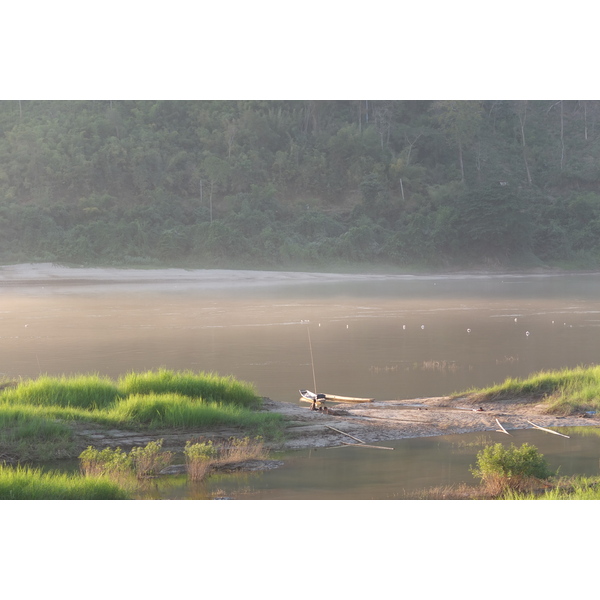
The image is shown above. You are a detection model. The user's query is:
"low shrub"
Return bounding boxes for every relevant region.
[184,440,217,481]
[130,439,173,477]
[215,436,266,465]
[470,442,554,495]
[79,446,133,480]
[183,436,267,481]
[79,440,174,483]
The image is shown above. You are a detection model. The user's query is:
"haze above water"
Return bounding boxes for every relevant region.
[3,267,600,404]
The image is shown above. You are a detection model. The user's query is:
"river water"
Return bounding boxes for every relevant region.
[2,266,600,498]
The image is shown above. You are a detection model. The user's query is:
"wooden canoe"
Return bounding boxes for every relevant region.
[324,394,374,403]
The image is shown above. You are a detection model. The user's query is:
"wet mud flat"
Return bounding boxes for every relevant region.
[266,396,599,450]
[67,396,599,456]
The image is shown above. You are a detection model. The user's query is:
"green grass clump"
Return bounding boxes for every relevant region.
[460,364,600,414]
[104,392,279,430]
[0,465,130,500]
[0,407,75,461]
[503,476,600,500]
[0,374,120,410]
[118,368,260,408]
[0,370,282,463]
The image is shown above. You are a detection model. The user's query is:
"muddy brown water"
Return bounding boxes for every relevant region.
[2,265,600,498]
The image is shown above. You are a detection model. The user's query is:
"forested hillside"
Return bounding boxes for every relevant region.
[2,100,600,270]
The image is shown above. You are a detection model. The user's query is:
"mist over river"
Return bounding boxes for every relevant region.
[3,264,600,405]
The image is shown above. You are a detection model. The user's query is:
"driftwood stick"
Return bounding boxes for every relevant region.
[357,414,429,423]
[527,420,570,438]
[495,418,512,435]
[325,424,366,444]
[341,442,394,450]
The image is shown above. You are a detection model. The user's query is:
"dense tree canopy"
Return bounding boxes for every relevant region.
[1,100,600,269]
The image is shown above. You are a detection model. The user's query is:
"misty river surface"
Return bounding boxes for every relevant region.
[2,267,600,498]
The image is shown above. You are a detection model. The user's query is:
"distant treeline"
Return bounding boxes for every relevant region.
[2,100,600,269]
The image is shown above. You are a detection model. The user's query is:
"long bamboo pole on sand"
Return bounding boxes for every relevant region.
[527,420,570,438]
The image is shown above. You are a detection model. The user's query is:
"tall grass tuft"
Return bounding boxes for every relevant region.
[0,465,130,500]
[118,368,260,408]
[104,392,279,430]
[0,374,120,410]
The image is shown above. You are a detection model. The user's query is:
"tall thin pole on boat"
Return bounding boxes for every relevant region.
[307,326,318,394]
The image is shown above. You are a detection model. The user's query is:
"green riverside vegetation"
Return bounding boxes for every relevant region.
[503,476,600,500]
[3,100,600,270]
[0,369,282,463]
[457,364,600,415]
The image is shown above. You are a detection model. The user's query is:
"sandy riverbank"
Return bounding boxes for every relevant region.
[264,395,599,449]
[64,395,598,457]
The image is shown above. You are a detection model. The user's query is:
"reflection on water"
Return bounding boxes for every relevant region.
[207,427,600,500]
[126,427,600,500]
[3,271,600,498]
[40,427,600,500]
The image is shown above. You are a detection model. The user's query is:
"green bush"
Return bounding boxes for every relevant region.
[79,446,132,478]
[470,443,554,494]
[129,439,173,477]
[184,439,217,461]
[79,440,173,480]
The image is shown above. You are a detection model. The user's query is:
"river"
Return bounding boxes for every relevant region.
[2,264,600,498]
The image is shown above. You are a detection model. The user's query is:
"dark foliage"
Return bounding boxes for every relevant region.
[2,100,600,268]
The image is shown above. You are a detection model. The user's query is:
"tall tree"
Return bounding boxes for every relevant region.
[201,154,230,223]
[515,101,533,185]
[431,101,483,181]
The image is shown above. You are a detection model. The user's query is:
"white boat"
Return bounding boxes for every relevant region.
[299,389,326,402]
